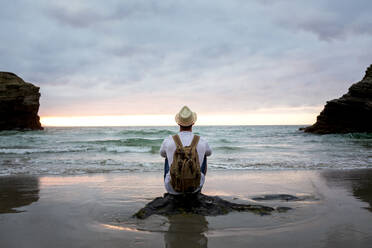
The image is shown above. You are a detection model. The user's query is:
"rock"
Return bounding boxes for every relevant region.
[303,65,372,134]
[133,193,279,219]
[276,206,292,213]
[0,72,43,130]
[252,193,318,202]
[252,194,299,201]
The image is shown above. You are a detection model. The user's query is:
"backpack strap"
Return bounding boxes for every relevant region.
[190,135,200,148]
[172,134,183,148]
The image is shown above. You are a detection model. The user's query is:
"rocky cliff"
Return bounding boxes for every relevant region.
[0,72,43,130]
[304,65,372,134]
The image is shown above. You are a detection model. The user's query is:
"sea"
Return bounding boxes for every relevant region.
[0,126,371,176]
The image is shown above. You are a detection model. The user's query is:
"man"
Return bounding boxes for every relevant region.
[160,106,212,194]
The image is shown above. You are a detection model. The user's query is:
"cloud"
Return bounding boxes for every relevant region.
[0,0,371,117]
[258,0,372,41]
[45,1,172,28]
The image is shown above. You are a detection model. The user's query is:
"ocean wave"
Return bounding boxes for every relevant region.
[104,146,149,153]
[0,161,164,176]
[0,130,21,136]
[344,133,372,139]
[214,146,246,152]
[217,138,234,143]
[0,130,46,136]
[207,162,366,170]
[1,159,371,176]
[122,138,163,146]
[0,147,90,154]
[104,146,160,154]
[0,142,162,155]
[82,138,163,147]
[118,129,174,136]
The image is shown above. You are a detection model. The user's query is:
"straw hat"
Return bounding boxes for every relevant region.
[175,106,197,126]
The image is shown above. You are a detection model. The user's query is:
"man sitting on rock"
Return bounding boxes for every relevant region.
[160,106,212,195]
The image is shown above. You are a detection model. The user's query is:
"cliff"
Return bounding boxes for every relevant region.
[0,72,43,130]
[304,65,372,134]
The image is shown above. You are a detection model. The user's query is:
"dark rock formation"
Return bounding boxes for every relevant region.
[0,72,43,130]
[252,193,318,202]
[133,193,290,219]
[303,65,372,134]
[252,194,300,201]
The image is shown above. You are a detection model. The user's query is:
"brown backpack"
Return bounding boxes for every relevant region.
[170,134,201,193]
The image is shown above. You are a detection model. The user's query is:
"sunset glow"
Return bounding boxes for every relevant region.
[41,109,319,126]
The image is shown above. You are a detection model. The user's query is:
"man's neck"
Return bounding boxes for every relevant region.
[179,126,192,132]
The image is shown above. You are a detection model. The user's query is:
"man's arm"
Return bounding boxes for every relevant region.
[205,142,212,156]
[159,138,167,158]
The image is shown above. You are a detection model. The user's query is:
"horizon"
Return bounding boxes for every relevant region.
[40,106,320,126]
[39,124,312,127]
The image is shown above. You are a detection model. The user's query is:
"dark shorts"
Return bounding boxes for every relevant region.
[164,156,207,179]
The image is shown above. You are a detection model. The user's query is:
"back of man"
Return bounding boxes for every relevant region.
[160,106,212,195]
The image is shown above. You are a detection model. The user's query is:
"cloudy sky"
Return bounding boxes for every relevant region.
[1,0,371,125]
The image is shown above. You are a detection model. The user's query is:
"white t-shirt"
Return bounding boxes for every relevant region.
[160,131,212,195]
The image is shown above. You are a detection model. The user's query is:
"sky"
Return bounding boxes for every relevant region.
[1,0,372,125]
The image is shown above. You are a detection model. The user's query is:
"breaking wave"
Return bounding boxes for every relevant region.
[118,129,174,136]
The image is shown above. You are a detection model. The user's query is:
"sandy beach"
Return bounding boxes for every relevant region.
[1,169,372,248]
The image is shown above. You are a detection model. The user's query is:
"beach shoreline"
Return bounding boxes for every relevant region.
[1,169,372,247]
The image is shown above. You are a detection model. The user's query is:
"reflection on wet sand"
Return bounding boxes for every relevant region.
[164,215,208,248]
[321,169,372,212]
[0,176,40,214]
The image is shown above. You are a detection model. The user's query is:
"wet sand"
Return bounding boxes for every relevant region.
[1,169,372,248]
